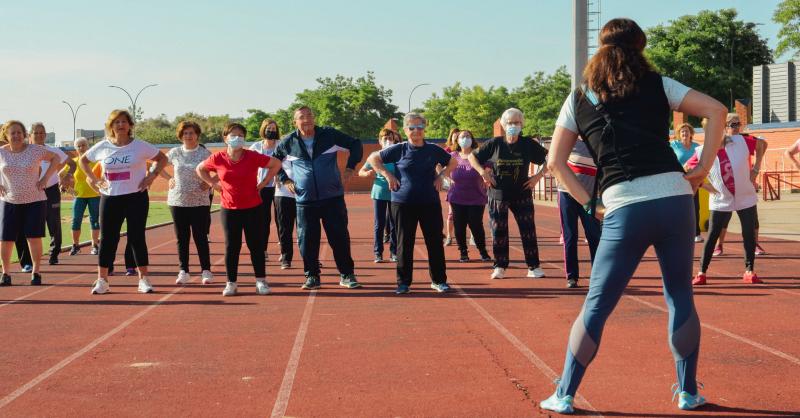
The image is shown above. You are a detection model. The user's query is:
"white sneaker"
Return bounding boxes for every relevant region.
[694,235,704,243]
[138,277,154,293]
[255,279,271,295]
[201,270,214,284]
[222,282,237,296]
[91,278,109,294]
[175,270,190,285]
[490,267,505,279]
[527,267,546,278]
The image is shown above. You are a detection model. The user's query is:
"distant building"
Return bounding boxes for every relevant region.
[753,62,799,124]
[46,132,56,144]
[76,129,106,144]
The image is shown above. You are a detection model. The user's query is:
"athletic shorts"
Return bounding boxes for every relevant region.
[0,200,47,241]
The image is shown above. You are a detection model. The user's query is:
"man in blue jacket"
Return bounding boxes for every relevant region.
[273,106,364,290]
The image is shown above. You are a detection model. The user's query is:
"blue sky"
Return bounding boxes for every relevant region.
[0,0,783,142]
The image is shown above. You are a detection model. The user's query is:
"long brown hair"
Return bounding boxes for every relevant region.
[583,18,654,103]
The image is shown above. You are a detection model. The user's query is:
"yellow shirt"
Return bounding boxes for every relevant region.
[68,157,101,198]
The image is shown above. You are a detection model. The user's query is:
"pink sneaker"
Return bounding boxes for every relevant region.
[754,244,766,256]
[692,272,707,286]
[742,271,763,284]
[712,246,723,257]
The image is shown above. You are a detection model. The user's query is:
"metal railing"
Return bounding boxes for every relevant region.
[762,170,800,201]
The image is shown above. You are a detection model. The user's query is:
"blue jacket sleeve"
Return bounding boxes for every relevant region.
[330,128,363,169]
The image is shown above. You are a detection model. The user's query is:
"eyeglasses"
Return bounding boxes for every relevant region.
[728,122,741,128]
[407,125,425,131]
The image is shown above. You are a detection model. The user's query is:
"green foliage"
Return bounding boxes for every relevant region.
[774,0,800,59]
[454,86,512,138]
[134,114,175,144]
[511,66,572,137]
[421,84,464,138]
[645,8,772,109]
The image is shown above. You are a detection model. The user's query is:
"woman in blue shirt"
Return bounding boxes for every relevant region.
[670,123,702,242]
[359,128,400,263]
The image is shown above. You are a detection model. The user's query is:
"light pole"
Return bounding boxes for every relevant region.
[408,83,430,113]
[62,100,86,142]
[108,83,158,125]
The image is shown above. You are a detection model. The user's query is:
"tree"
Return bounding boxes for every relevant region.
[244,109,271,139]
[422,83,464,138]
[511,66,572,137]
[646,9,772,110]
[774,0,800,59]
[454,86,512,138]
[127,105,145,123]
[135,114,176,144]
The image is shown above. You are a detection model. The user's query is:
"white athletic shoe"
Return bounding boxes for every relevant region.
[527,267,546,278]
[222,282,238,296]
[91,278,109,294]
[138,277,154,293]
[490,267,505,279]
[540,392,574,414]
[255,279,271,295]
[175,270,190,285]
[201,270,214,284]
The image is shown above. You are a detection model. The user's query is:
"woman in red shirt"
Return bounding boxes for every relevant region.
[196,123,281,296]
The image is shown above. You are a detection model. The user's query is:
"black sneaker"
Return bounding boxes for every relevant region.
[301,275,321,290]
[374,254,383,263]
[479,251,492,262]
[30,273,42,286]
[281,260,291,270]
[1,274,11,286]
[69,245,80,256]
[48,257,59,265]
[459,252,469,263]
[567,278,578,288]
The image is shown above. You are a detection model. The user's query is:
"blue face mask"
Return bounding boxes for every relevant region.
[505,126,521,137]
[227,135,245,150]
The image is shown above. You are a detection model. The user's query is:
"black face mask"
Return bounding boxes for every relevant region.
[265,130,279,140]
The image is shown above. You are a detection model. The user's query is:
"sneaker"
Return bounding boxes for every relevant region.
[755,244,766,255]
[91,278,109,294]
[278,254,285,262]
[1,274,11,286]
[137,277,154,294]
[540,392,574,414]
[395,284,410,294]
[694,235,704,243]
[742,271,763,284]
[222,282,238,296]
[48,256,59,265]
[479,252,492,262]
[443,237,452,246]
[302,276,321,290]
[712,246,723,257]
[90,245,99,255]
[175,270,190,285]
[527,267,546,278]
[692,272,707,286]
[30,273,42,286]
[374,254,383,263]
[490,267,505,280]
[21,265,33,273]
[281,260,291,270]
[567,278,578,288]
[255,279,271,295]
[69,244,80,256]
[672,383,706,411]
[430,282,451,293]
[201,270,214,284]
[390,254,398,262]
[125,268,137,276]
[339,274,362,289]
[469,236,476,246]
[459,252,469,263]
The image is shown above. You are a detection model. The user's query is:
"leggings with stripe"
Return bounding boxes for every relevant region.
[556,194,701,397]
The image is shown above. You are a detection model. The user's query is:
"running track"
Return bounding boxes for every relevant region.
[1,194,798,417]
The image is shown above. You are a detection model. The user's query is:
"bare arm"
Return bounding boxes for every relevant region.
[37,151,62,190]
[257,157,282,190]
[358,164,374,177]
[786,145,800,170]
[366,151,399,191]
[676,90,728,191]
[546,128,588,204]
[467,153,496,187]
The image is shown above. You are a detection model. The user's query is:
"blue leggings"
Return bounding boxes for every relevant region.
[72,197,100,231]
[556,194,701,397]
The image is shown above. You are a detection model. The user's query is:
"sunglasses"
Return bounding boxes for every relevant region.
[407,125,426,131]
[728,122,741,128]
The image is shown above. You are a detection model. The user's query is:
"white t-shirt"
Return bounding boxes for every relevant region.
[39,145,69,188]
[0,144,50,204]
[554,76,693,215]
[274,159,295,198]
[249,141,277,187]
[698,135,758,212]
[84,138,159,196]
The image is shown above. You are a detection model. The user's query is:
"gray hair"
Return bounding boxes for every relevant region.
[30,122,46,132]
[500,108,524,128]
[403,112,427,127]
[74,137,89,147]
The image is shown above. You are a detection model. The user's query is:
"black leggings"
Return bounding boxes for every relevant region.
[274,196,296,262]
[170,206,211,272]
[259,187,276,251]
[692,191,701,236]
[701,206,757,272]
[451,202,487,253]
[220,205,266,282]
[99,191,149,269]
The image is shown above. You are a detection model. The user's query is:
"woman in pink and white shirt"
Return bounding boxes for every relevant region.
[0,121,62,287]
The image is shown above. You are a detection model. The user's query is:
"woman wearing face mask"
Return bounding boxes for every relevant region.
[359,128,399,263]
[196,122,281,296]
[0,121,62,286]
[66,137,102,256]
[159,121,213,285]
[79,109,168,295]
[249,119,281,260]
[447,130,491,262]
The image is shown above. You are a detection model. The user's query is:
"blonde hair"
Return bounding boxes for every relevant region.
[1,120,27,141]
[105,109,135,138]
[676,123,694,138]
[259,119,279,139]
[445,127,460,149]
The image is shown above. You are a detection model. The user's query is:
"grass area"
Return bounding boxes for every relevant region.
[12,200,219,263]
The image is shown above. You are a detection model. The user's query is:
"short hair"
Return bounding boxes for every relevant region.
[30,122,46,133]
[403,112,427,126]
[500,108,524,128]
[259,119,280,139]
[453,129,479,152]
[222,122,247,138]
[176,121,202,140]
[1,120,27,141]
[726,113,740,124]
[676,123,694,137]
[293,106,313,120]
[105,109,135,138]
[445,127,460,148]
[378,128,396,140]
[74,137,89,147]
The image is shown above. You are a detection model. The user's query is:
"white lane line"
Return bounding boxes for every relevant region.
[0,238,178,309]
[270,290,317,418]
[453,285,601,416]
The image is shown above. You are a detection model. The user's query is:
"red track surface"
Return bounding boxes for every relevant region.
[2,194,799,417]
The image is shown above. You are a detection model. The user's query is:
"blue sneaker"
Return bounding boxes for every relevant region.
[540,392,574,414]
[21,265,33,273]
[339,274,362,289]
[302,276,321,290]
[395,284,410,294]
[672,383,706,410]
[430,282,450,293]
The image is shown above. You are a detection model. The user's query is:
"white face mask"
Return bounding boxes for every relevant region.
[227,135,245,150]
[382,140,394,149]
[458,137,472,149]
